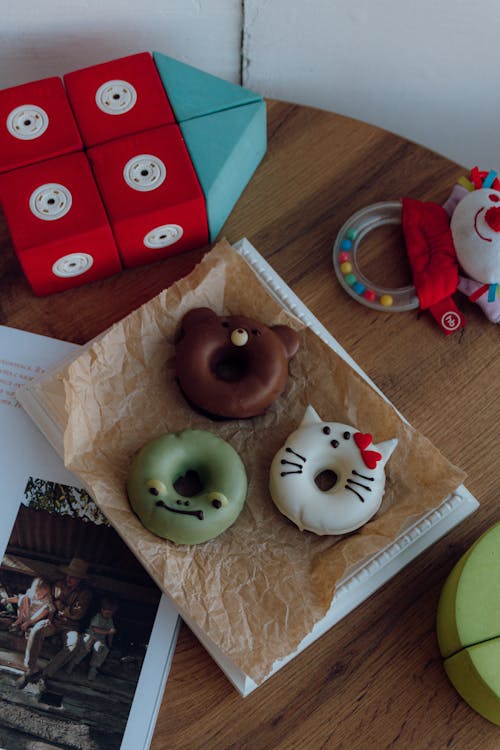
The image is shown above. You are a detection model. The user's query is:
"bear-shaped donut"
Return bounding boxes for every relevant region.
[175,307,300,419]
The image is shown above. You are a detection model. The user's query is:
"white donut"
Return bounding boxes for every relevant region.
[269,406,398,535]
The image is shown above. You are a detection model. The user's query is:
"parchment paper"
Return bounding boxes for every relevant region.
[62,238,466,685]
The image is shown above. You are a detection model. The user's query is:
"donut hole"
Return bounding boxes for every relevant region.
[212,346,250,383]
[314,469,338,492]
[173,469,203,497]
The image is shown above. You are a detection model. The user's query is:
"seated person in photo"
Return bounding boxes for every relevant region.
[67,596,118,680]
[1,576,54,632]
[17,557,92,690]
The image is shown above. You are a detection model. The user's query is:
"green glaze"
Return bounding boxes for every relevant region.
[444,638,500,725]
[127,430,247,545]
[437,523,500,658]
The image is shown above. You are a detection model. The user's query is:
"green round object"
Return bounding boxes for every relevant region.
[127,429,247,545]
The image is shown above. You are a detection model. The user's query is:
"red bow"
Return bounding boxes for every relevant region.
[354,432,382,470]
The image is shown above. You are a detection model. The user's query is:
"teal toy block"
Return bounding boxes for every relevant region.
[153,51,262,122]
[180,100,266,241]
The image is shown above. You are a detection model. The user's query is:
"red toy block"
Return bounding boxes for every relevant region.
[0,77,82,174]
[64,52,175,148]
[0,152,122,295]
[87,124,208,267]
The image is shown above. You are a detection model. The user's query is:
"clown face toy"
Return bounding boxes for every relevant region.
[451,186,500,322]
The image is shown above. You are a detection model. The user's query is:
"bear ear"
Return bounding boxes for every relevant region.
[180,307,218,334]
[271,325,300,360]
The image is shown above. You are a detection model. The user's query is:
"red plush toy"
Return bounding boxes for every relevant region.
[401,197,465,334]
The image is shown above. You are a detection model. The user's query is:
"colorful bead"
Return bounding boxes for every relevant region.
[333,202,420,314]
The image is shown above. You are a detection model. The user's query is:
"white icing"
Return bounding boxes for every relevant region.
[269,406,398,535]
[451,188,500,284]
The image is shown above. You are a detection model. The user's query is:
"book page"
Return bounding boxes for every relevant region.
[0,325,178,750]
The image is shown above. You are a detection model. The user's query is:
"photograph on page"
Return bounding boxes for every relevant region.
[0,476,165,750]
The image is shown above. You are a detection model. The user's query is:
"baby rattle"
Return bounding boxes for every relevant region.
[333,167,500,332]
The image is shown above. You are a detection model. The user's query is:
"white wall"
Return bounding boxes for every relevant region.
[243,0,500,172]
[0,1,241,87]
[1,0,499,172]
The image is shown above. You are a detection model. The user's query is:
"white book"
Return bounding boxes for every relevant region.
[0,324,180,750]
[16,239,479,698]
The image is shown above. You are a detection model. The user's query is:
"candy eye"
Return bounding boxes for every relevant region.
[208,492,228,509]
[146,479,167,497]
[343,431,351,440]
[322,426,331,435]
[251,328,262,336]
[490,193,500,203]
[230,328,248,346]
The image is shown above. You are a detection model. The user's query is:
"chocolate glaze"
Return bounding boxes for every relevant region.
[175,308,300,419]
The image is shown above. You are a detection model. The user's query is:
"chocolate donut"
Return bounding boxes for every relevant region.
[175,307,300,419]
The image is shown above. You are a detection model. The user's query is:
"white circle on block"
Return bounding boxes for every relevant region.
[123,154,166,192]
[52,253,94,278]
[95,80,137,115]
[29,183,72,221]
[7,104,49,140]
[144,224,183,248]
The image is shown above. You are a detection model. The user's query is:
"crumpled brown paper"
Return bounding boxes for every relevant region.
[59,239,465,685]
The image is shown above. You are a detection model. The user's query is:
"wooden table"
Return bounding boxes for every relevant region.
[2,100,498,749]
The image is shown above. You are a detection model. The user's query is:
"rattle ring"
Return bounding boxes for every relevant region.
[333,201,419,312]
[127,429,247,545]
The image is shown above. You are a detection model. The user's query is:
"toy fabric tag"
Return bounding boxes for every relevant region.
[428,297,466,335]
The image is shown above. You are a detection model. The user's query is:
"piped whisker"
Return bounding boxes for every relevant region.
[347,478,372,492]
[286,446,306,463]
[345,485,365,503]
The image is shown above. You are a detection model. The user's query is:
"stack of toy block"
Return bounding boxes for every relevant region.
[0,52,266,295]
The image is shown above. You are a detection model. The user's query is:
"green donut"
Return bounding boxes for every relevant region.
[127,429,247,545]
